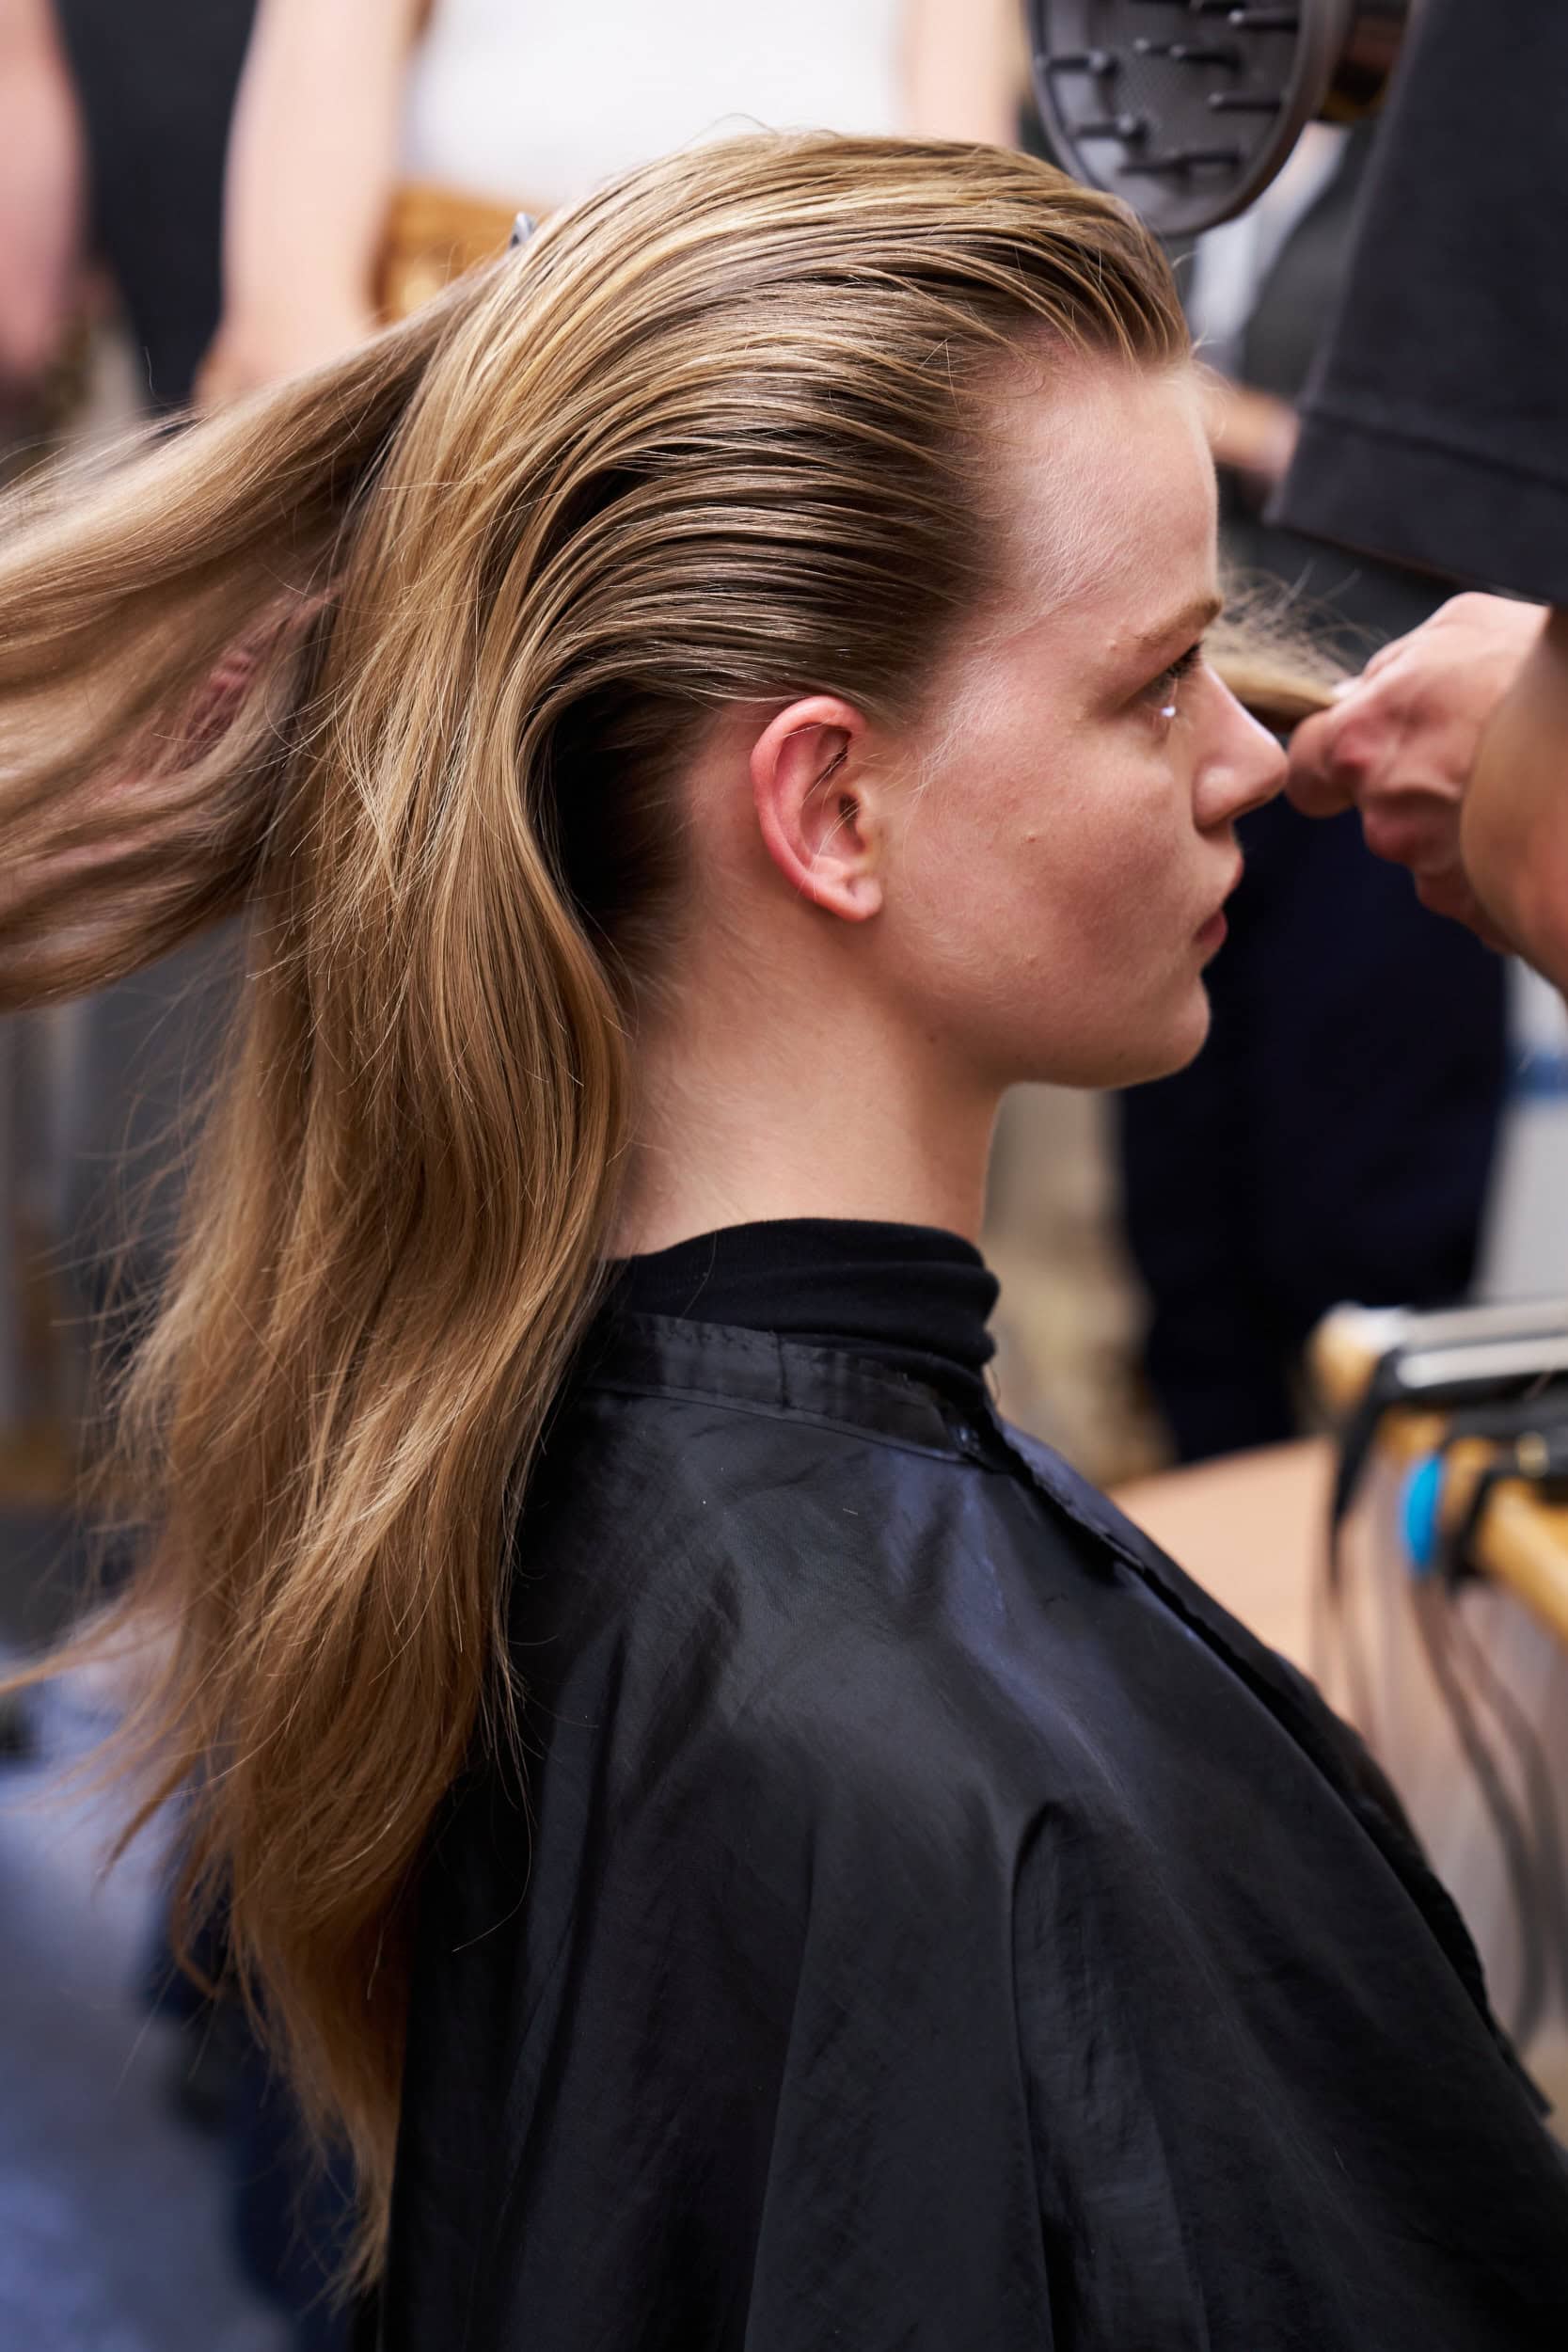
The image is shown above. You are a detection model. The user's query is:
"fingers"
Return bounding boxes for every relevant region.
[1412,868,1513,954]
[1282,596,1539,962]
[1285,628,1424,818]
[1361,797,1438,869]
[1285,703,1362,817]
[1358,636,1407,685]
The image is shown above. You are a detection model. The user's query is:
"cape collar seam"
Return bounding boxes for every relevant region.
[578,1373,986,1468]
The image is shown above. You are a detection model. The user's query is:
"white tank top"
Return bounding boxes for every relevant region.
[401,0,909,211]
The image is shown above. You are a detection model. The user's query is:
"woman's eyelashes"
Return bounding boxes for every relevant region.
[1141,640,1205,723]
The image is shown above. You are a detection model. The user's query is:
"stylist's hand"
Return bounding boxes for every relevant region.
[1287,593,1546,947]
[196,294,376,406]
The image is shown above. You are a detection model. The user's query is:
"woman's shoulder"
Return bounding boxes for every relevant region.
[521,1381,1197,1845]
[525,1359,1432,1851]
[527,1367,1079,1677]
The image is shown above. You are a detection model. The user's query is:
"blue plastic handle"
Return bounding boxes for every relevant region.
[1401,1454,1444,1578]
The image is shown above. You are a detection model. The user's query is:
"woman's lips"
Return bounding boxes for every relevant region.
[1195,861,1244,953]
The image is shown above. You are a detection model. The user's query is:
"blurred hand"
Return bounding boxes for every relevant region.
[1286,593,1547,948]
[0,0,86,392]
[1200,376,1300,503]
[196,298,377,406]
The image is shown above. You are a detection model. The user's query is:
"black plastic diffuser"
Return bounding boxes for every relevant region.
[1028,0,1412,236]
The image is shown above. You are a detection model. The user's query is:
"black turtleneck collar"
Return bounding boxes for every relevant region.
[601,1217,999,1412]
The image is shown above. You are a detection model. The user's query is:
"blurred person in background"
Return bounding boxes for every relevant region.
[198,0,1025,400]
[50,0,257,408]
[7,0,261,1503]
[0,1,251,1694]
[25,0,259,1378]
[1272,0,1568,1001]
[1114,120,1508,1464]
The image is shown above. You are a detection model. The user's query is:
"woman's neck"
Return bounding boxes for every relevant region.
[607,990,1002,1261]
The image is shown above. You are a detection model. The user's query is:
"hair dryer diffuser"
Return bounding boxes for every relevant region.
[1028,1,1411,237]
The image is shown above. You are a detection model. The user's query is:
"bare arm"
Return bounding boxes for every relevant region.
[0,0,84,389]
[901,0,1025,147]
[200,0,425,402]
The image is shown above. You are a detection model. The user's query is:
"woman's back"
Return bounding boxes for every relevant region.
[383,1229,1568,2349]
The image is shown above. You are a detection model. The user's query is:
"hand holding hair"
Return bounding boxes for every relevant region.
[1285,591,1547,954]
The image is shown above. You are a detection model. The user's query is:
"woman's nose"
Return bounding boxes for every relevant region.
[1194,686,1287,832]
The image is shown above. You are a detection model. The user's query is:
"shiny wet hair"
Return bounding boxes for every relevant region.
[0,132,1207,2278]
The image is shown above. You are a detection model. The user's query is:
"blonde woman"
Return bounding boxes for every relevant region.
[4,137,1566,2349]
[199,0,1023,398]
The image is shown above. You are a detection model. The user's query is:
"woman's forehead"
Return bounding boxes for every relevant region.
[981,367,1218,657]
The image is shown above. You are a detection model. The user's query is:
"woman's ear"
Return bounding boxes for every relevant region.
[749,695,884,921]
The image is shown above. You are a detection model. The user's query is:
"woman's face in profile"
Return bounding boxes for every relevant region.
[879,360,1285,1092]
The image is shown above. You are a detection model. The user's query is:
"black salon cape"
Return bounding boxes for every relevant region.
[378,1315,1568,2349]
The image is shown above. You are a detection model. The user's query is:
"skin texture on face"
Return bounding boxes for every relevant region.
[870,360,1286,1089]
[612,359,1286,1256]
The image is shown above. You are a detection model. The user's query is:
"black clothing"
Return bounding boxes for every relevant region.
[1228,125,1449,648]
[1275,0,1568,606]
[1122,122,1507,1464]
[53,0,256,412]
[602,1216,1000,1412]
[383,1222,1568,2348]
[1118,798,1507,1463]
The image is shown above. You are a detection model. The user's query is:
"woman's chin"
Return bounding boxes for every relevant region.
[1168,984,1215,1066]
[1082,990,1213,1090]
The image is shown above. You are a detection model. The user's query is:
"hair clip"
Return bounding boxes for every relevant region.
[509,213,539,251]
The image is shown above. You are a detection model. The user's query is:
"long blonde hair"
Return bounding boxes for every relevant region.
[0,134,1307,2277]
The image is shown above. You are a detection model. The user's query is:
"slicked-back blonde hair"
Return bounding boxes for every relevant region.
[0,134,1206,2278]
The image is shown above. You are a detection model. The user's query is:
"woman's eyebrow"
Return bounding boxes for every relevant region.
[1133,592,1225,654]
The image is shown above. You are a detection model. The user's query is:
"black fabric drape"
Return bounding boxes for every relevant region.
[1275,0,1568,605]
[382,1284,1568,2349]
